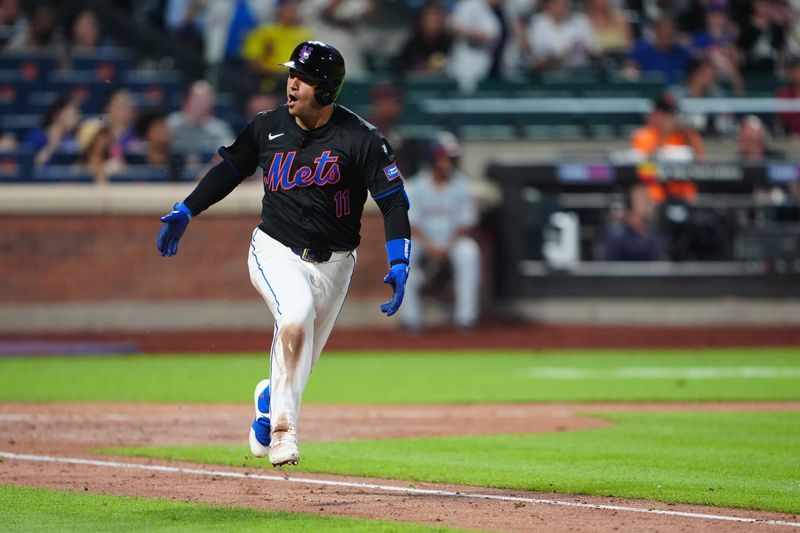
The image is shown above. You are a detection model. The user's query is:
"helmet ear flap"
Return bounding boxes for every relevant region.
[315,86,333,106]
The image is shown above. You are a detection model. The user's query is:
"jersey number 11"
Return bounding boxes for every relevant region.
[334,189,350,218]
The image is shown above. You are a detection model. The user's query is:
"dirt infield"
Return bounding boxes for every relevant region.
[1,402,799,532]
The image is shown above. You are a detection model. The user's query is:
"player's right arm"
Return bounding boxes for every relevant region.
[156,118,262,257]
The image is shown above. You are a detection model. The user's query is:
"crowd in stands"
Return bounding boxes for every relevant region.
[3,0,800,184]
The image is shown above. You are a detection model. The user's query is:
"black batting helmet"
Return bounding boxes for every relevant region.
[281,41,346,106]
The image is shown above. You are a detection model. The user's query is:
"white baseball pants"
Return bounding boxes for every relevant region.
[247,228,356,442]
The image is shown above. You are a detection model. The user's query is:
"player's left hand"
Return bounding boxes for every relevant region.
[380,263,409,316]
[157,202,192,257]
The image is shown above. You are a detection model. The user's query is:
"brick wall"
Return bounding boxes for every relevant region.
[0,214,389,303]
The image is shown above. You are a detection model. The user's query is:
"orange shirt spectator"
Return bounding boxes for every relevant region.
[631,126,705,157]
[630,93,705,204]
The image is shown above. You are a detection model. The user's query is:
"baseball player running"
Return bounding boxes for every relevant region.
[156,41,412,467]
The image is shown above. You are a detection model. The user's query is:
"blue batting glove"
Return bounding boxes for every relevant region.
[380,263,409,316]
[157,202,192,257]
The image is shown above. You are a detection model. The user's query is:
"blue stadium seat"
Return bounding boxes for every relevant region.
[0,114,40,139]
[31,165,93,183]
[0,52,57,82]
[47,70,115,114]
[0,148,34,182]
[123,70,183,110]
[70,48,133,84]
[0,71,38,114]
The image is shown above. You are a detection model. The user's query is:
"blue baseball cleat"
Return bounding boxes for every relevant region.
[248,379,271,457]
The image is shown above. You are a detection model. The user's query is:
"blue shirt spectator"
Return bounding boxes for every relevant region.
[24,94,82,167]
[626,18,691,85]
[605,183,663,261]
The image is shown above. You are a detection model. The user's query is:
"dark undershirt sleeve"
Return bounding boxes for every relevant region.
[182,162,247,216]
[374,189,410,241]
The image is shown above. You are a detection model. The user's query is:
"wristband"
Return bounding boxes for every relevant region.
[174,201,193,219]
[386,238,411,266]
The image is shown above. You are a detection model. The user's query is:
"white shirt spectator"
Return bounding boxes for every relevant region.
[447,0,523,92]
[528,8,600,69]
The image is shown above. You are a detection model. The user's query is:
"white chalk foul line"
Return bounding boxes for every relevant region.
[1,452,799,528]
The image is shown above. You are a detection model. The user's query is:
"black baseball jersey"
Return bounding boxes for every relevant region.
[219,104,404,251]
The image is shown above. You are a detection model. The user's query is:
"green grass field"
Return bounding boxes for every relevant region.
[1,348,799,403]
[0,485,462,533]
[104,411,800,514]
[2,347,800,525]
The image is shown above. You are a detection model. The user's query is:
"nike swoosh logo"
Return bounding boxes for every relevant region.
[268,133,284,141]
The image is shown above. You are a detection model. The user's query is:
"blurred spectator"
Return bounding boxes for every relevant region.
[630,91,706,161]
[690,0,743,94]
[671,56,736,135]
[396,2,453,74]
[241,0,314,92]
[164,0,206,51]
[367,85,405,152]
[68,8,112,55]
[133,110,175,166]
[776,56,800,135]
[302,0,375,77]
[6,2,63,52]
[245,92,280,118]
[203,0,273,68]
[585,0,634,62]
[735,0,787,74]
[447,0,513,91]
[0,0,28,51]
[630,92,704,203]
[366,83,415,175]
[129,110,183,180]
[624,17,692,84]
[80,88,138,183]
[677,0,715,35]
[402,132,481,330]
[604,182,663,261]
[628,0,686,29]
[0,132,17,151]
[738,114,784,162]
[104,87,139,160]
[78,118,115,183]
[527,0,601,72]
[167,80,235,155]
[24,94,81,167]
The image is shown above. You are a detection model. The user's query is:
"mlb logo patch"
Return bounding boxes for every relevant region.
[383,162,401,181]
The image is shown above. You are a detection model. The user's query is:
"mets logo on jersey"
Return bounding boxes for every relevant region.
[383,162,400,181]
[265,151,341,191]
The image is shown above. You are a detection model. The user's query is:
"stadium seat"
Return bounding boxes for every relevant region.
[0,148,34,182]
[0,71,37,114]
[70,48,133,84]
[31,165,94,183]
[0,114,40,139]
[522,124,584,140]
[460,124,516,140]
[0,52,57,82]
[123,70,183,109]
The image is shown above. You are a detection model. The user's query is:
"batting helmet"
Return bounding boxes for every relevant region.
[281,41,346,106]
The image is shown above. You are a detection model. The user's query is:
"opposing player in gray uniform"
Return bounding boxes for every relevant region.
[402,132,480,330]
